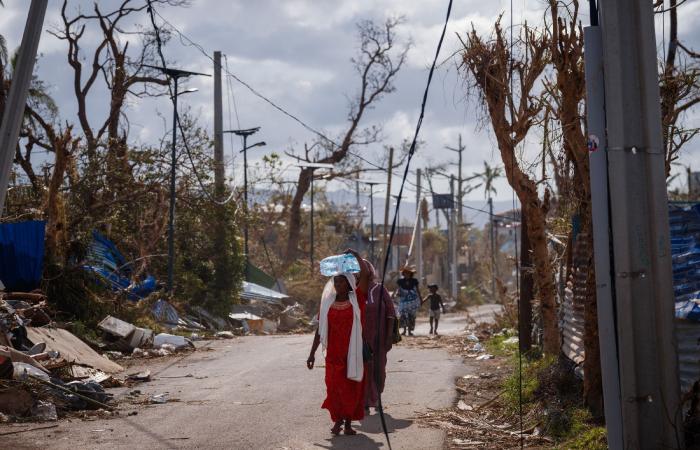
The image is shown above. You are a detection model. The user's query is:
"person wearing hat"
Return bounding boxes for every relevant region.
[394,265,423,336]
[425,284,446,335]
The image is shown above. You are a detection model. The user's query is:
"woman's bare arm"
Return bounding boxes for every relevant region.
[345,248,370,293]
[307,331,321,369]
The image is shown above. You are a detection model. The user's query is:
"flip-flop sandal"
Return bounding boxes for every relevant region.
[344,427,357,435]
[331,425,342,435]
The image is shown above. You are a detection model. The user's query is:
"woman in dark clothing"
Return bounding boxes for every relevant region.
[362,261,396,411]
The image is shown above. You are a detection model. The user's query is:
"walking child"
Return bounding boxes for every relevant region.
[426,284,445,335]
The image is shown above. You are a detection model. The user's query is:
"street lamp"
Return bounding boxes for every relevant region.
[145,65,210,294]
[223,127,264,278]
[297,162,334,271]
[357,179,382,265]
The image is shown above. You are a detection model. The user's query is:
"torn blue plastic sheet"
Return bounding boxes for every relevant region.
[83,231,157,301]
[0,220,46,292]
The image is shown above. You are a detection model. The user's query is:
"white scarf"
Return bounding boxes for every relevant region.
[318,273,364,382]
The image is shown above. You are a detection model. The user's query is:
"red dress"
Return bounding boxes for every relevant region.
[322,291,366,422]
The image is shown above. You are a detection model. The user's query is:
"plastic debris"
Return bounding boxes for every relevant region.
[13,362,50,382]
[466,334,480,342]
[215,331,235,339]
[457,400,473,411]
[475,354,495,361]
[153,333,192,350]
[150,393,169,404]
[30,401,57,421]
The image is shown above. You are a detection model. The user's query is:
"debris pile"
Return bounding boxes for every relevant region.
[0,291,124,423]
[228,301,311,335]
[98,314,195,358]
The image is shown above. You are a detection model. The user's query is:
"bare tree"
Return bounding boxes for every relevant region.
[46,0,174,200]
[460,19,561,354]
[543,0,602,416]
[656,0,700,176]
[284,18,409,263]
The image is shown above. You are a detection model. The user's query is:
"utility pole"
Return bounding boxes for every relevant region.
[416,169,423,285]
[391,194,402,268]
[450,175,458,299]
[425,169,441,229]
[223,127,264,277]
[0,0,47,216]
[358,180,381,265]
[297,163,334,272]
[598,0,682,447]
[213,51,224,196]
[446,134,465,224]
[355,171,361,221]
[369,183,376,265]
[489,197,496,301]
[382,147,394,274]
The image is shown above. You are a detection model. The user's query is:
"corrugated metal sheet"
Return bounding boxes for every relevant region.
[676,319,700,392]
[561,286,585,365]
[240,281,288,304]
[560,234,590,367]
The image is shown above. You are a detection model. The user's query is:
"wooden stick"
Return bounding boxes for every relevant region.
[475,389,505,411]
[0,424,58,436]
[26,374,114,411]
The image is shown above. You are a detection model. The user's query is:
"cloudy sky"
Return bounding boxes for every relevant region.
[2,0,700,216]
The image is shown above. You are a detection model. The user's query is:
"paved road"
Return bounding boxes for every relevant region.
[410,305,502,337]
[4,332,467,450]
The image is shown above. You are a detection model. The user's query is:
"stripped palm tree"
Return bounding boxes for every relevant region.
[473,161,503,300]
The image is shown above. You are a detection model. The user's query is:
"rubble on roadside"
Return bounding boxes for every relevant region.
[0,279,310,425]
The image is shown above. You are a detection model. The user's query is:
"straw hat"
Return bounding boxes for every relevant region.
[400,265,417,274]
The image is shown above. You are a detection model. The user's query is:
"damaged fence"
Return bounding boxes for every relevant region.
[559,203,700,393]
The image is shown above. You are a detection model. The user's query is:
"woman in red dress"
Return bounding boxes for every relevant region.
[307,250,370,436]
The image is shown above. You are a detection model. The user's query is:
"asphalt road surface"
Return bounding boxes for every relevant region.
[4,326,470,450]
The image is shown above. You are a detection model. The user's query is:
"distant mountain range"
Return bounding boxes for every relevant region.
[251,188,518,230]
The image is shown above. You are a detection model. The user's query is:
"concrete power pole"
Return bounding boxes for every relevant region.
[598,1,682,448]
[416,169,423,285]
[489,197,496,301]
[0,0,47,216]
[446,134,465,224]
[382,147,394,274]
[213,51,224,196]
[450,175,458,299]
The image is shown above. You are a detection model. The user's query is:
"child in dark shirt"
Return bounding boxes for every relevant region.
[426,284,445,335]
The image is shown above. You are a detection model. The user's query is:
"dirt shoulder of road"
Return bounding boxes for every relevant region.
[399,326,555,449]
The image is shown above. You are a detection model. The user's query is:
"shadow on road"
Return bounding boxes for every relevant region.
[315,412,412,449]
[357,411,411,434]
[317,433,384,449]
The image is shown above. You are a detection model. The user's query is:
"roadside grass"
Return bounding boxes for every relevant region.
[483,329,519,357]
[482,333,607,449]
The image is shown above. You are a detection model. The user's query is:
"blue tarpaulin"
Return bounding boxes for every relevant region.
[83,231,157,301]
[670,203,700,320]
[0,220,46,292]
